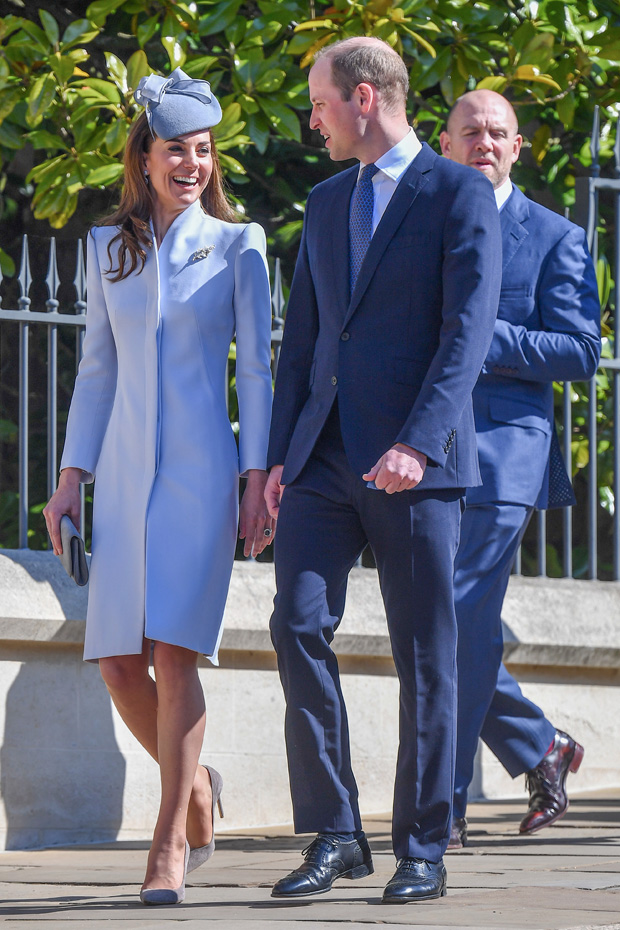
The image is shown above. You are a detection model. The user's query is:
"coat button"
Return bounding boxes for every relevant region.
[331,376,338,386]
[340,332,350,341]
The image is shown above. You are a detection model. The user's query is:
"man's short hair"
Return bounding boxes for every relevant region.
[316,39,409,111]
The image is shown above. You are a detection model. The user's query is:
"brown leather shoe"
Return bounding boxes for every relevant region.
[447,817,467,850]
[519,730,584,835]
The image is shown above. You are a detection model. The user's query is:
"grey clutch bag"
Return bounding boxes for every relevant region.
[59,515,89,586]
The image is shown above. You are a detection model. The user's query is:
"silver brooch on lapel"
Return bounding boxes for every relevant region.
[190,245,215,263]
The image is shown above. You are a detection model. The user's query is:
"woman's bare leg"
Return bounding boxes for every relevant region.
[99,643,214,851]
[139,642,206,891]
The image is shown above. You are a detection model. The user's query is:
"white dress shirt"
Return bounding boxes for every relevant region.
[358,128,422,234]
[494,175,513,212]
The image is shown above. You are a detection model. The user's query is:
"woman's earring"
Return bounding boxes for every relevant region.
[144,170,149,182]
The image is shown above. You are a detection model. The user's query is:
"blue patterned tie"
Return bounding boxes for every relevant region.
[349,163,378,293]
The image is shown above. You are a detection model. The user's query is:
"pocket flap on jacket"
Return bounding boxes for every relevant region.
[488,395,551,432]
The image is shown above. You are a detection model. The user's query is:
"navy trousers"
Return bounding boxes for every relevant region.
[453,501,556,819]
[270,404,464,861]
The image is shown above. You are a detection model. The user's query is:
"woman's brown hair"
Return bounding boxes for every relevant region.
[100,112,238,282]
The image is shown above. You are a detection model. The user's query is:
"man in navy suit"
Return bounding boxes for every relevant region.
[264,39,502,903]
[440,90,600,848]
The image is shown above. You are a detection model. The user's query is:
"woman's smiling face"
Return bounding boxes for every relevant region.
[144,129,213,220]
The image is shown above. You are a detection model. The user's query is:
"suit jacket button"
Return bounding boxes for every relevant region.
[340,332,350,341]
[331,376,338,385]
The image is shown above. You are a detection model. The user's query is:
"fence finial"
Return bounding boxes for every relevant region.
[18,234,32,310]
[45,237,60,312]
[74,239,86,314]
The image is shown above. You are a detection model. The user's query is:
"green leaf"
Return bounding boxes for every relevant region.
[598,40,620,62]
[0,86,22,122]
[556,92,576,129]
[49,51,76,85]
[293,19,334,33]
[182,55,219,78]
[258,97,300,141]
[274,219,303,247]
[199,0,243,37]
[105,119,128,155]
[86,0,124,26]
[510,20,537,53]
[105,52,128,93]
[26,73,57,128]
[26,154,66,185]
[49,191,79,228]
[137,14,159,48]
[512,65,561,90]
[86,163,125,186]
[217,152,246,175]
[70,99,119,124]
[476,75,508,92]
[400,26,436,58]
[411,47,451,93]
[255,68,286,93]
[17,20,49,51]
[74,78,122,103]
[126,50,150,91]
[212,102,244,139]
[26,130,69,151]
[0,416,18,438]
[531,123,551,164]
[596,255,612,311]
[161,36,187,70]
[0,121,24,150]
[39,10,59,46]
[61,19,100,49]
[246,111,270,153]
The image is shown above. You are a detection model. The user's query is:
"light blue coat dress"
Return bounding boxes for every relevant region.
[61,200,273,663]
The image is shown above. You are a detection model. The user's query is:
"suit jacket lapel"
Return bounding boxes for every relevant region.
[344,144,435,328]
[326,167,357,318]
[500,184,529,271]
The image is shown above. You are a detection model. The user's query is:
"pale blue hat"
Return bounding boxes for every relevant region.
[134,67,222,139]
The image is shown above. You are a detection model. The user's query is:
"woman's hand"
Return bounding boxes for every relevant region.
[239,469,275,557]
[43,468,82,556]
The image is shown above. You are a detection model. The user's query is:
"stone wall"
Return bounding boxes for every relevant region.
[1,550,619,849]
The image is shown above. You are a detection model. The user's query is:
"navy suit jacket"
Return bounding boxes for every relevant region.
[268,142,502,491]
[469,185,601,509]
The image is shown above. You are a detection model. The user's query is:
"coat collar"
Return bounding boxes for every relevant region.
[499,184,530,271]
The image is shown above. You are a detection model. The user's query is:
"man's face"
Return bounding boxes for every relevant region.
[439,92,522,189]
[308,57,361,162]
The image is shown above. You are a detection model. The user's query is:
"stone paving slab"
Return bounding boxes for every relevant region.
[1,797,619,929]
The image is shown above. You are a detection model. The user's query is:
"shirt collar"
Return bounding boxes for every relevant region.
[359,128,422,182]
[494,176,513,211]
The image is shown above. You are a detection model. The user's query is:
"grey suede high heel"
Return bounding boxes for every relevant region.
[187,765,224,873]
[140,840,190,906]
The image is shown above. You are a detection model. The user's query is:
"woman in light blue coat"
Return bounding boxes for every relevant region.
[44,70,273,905]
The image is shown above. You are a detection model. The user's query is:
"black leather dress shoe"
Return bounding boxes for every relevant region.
[447,817,467,850]
[520,730,584,835]
[382,857,447,903]
[271,833,374,898]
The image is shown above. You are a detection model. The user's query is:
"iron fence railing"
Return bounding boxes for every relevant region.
[0,236,284,550]
[0,111,616,573]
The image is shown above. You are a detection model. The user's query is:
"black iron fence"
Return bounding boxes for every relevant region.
[0,111,616,575]
[0,238,284,551]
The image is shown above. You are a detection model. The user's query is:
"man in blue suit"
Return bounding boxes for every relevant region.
[440,90,601,848]
[264,39,502,903]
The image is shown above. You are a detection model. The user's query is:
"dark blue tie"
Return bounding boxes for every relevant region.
[349,163,378,293]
